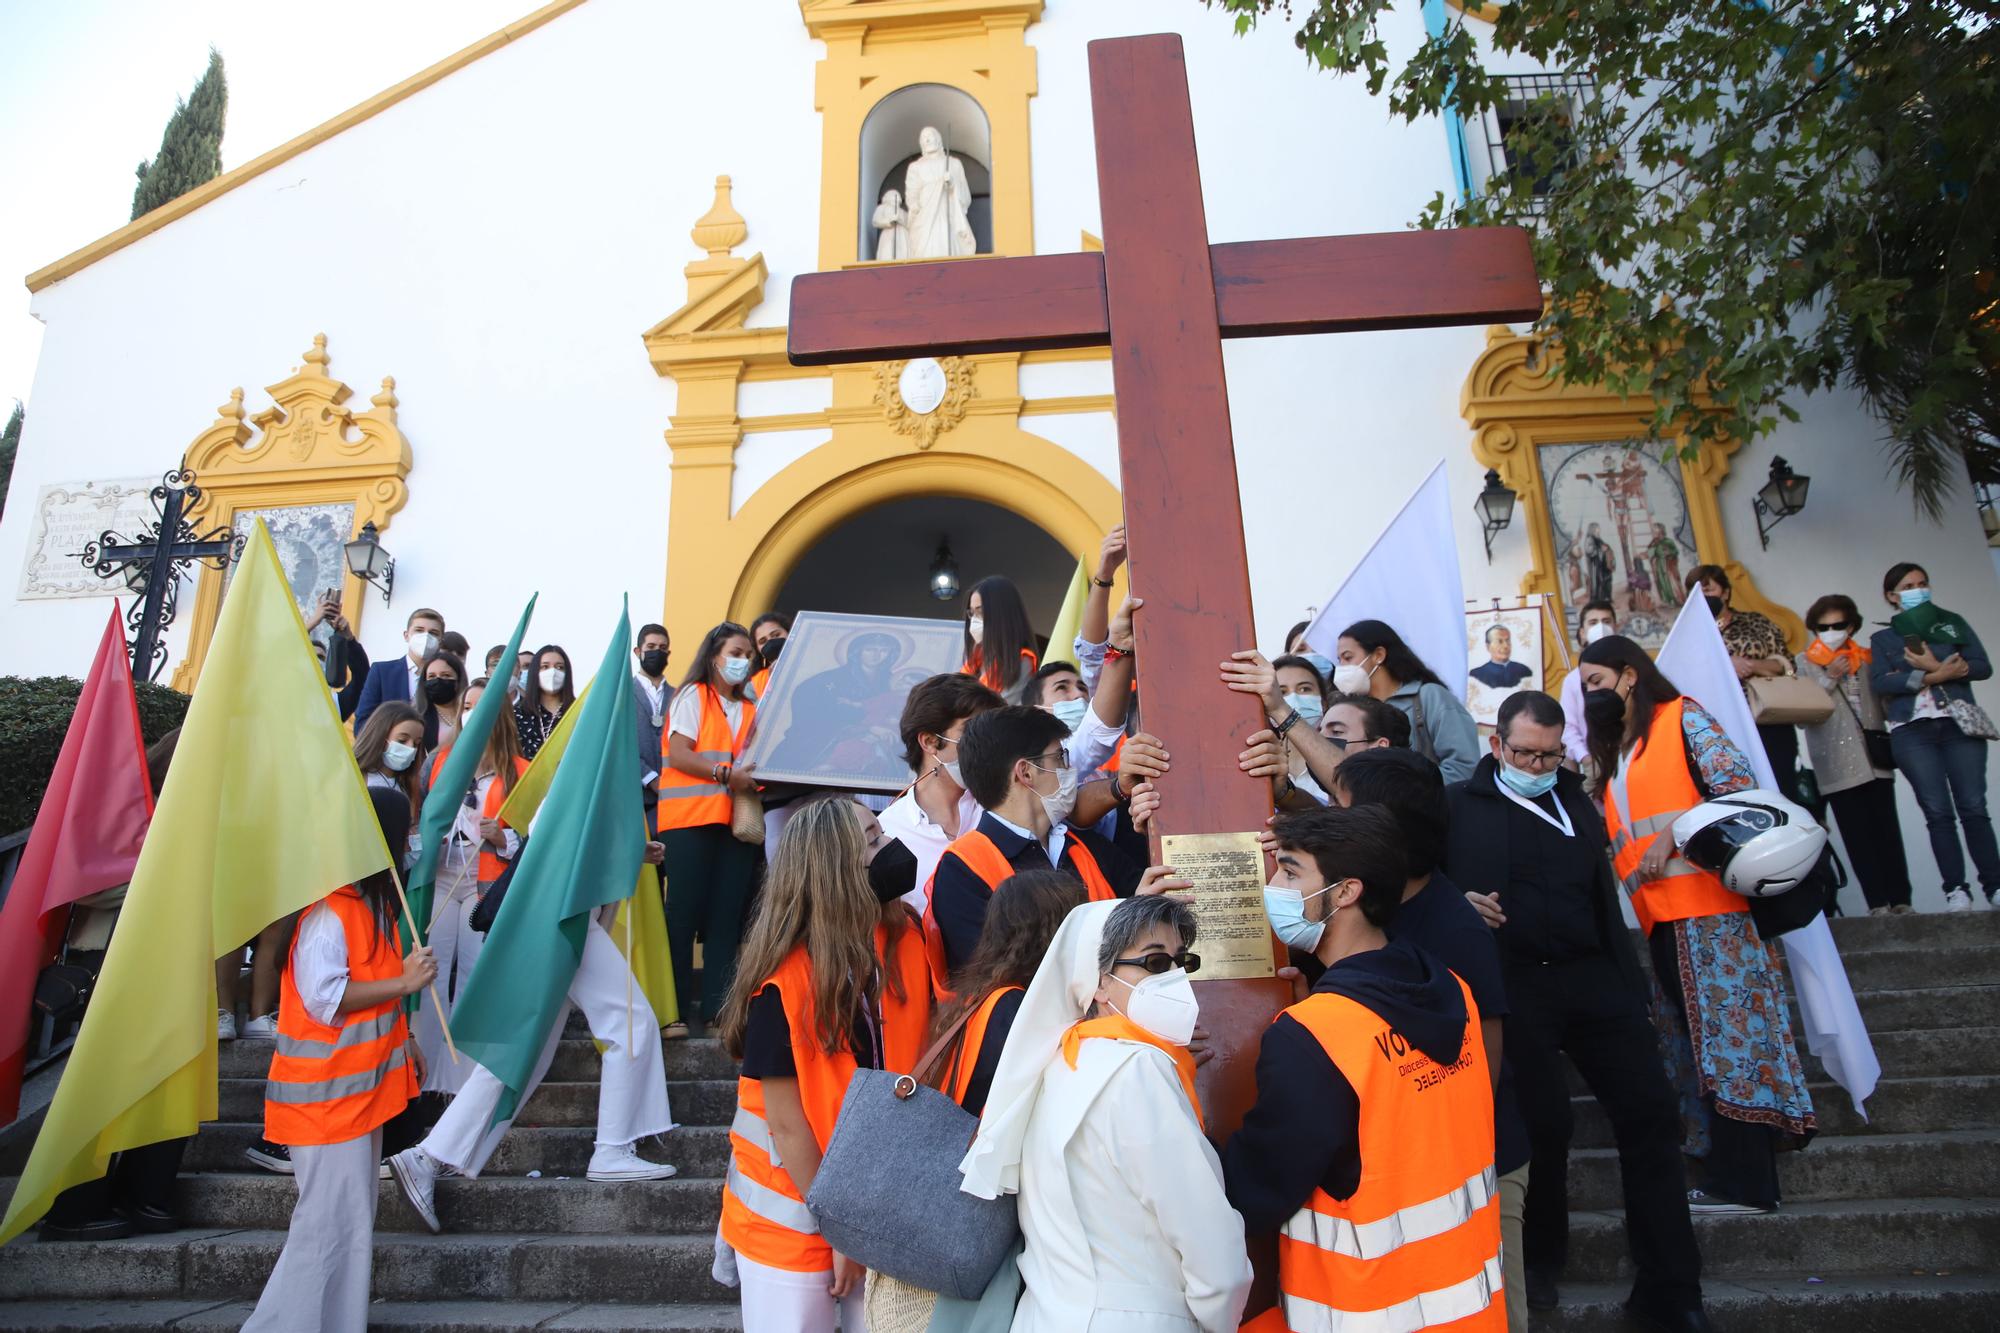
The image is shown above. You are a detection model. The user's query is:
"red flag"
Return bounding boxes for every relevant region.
[0,604,155,1123]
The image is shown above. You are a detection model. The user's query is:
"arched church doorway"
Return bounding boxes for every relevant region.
[769,495,1074,646]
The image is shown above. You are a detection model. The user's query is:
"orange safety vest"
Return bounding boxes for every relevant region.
[919,827,1117,987]
[721,945,866,1273]
[658,684,756,830]
[428,751,530,884]
[1254,973,1503,1333]
[941,985,1024,1108]
[264,887,418,1147]
[961,646,1039,695]
[750,666,771,701]
[1605,697,1748,935]
[876,913,934,1076]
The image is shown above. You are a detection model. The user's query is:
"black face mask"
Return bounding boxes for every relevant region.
[640,648,669,676]
[1583,686,1627,726]
[759,637,786,667]
[423,678,460,705]
[868,837,919,905]
[1704,595,1726,618]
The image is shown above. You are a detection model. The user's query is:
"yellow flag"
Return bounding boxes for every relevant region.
[496,679,593,831]
[610,865,678,1034]
[1,522,391,1243]
[1045,558,1091,670]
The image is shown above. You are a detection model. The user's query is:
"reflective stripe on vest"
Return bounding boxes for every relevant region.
[1605,698,1747,934]
[1278,1254,1505,1333]
[657,685,755,829]
[720,944,858,1272]
[264,889,417,1148]
[1276,977,1503,1332]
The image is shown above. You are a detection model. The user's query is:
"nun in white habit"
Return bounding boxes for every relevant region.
[959,897,1251,1332]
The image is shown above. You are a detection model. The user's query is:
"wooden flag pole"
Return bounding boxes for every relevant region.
[386,859,460,1065]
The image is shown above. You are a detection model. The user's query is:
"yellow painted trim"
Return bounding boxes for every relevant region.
[1461,324,1805,692]
[1020,394,1116,417]
[25,0,587,294]
[1444,0,1502,20]
[1019,346,1111,366]
[807,0,1040,271]
[168,335,412,692]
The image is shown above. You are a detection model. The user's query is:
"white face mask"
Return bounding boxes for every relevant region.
[382,740,418,773]
[1106,967,1198,1046]
[967,616,985,646]
[720,655,753,686]
[407,630,438,660]
[539,667,566,693]
[1817,628,1849,649]
[1051,697,1090,733]
[1332,663,1372,696]
[1583,621,1614,644]
[941,757,965,789]
[1033,761,1078,826]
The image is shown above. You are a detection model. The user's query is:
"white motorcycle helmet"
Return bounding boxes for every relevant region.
[1669,789,1827,898]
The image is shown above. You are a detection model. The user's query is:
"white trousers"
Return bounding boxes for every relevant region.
[737,1254,866,1333]
[241,1128,381,1333]
[415,851,482,1095]
[421,914,673,1177]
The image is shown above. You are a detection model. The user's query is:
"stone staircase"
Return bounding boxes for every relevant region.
[1,911,1997,1330]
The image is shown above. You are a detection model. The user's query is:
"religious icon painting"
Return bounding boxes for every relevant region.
[1540,441,1696,652]
[740,610,967,792]
[221,503,356,637]
[1464,603,1545,727]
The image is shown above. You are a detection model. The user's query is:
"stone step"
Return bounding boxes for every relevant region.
[1567,1025,2000,1098]
[0,1298,747,1332]
[1568,1075,2000,1149]
[166,1173,721,1236]
[1562,1197,2000,1283]
[1565,1130,2000,1211]
[1824,909,2000,951]
[1800,983,2000,1034]
[0,1230,734,1306]
[215,1038,738,1085]
[184,1124,734,1180]
[1537,1273,2000,1332]
[212,1079,738,1129]
[1823,946,2000,991]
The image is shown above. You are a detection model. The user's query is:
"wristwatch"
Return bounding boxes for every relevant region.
[1092,574,1116,588]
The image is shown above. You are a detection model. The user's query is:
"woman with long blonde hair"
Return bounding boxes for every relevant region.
[715,796,900,1332]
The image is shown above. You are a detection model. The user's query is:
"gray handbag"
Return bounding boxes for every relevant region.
[804,1010,1020,1300]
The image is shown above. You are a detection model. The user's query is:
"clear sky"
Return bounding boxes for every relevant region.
[0,0,534,418]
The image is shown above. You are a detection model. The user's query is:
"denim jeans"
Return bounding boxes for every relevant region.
[1889,717,2000,895]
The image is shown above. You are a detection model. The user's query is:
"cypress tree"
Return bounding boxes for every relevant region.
[131,49,227,221]
[0,402,21,522]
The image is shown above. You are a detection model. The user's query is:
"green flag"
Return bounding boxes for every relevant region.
[449,601,647,1124]
[404,594,536,951]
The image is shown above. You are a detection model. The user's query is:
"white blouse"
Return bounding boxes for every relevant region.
[292,902,355,1027]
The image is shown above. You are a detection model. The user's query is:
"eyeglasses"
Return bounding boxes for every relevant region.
[1501,738,1565,767]
[1028,751,1072,772]
[1111,950,1202,976]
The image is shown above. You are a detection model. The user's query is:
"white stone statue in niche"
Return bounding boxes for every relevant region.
[902,126,977,258]
[872,188,911,260]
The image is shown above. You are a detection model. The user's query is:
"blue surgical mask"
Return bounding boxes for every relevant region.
[720,656,753,685]
[1497,760,1559,799]
[1899,587,1933,611]
[1051,698,1090,733]
[1285,692,1324,725]
[1300,652,1336,680]
[1262,880,1338,952]
[516,669,530,693]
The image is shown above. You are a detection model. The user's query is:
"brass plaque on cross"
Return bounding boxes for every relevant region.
[1160,832,1276,982]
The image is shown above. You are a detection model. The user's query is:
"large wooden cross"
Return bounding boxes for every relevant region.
[791,34,1540,1128]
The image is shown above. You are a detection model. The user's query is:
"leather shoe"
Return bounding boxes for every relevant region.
[1526,1268,1560,1311]
[38,1215,134,1243]
[1624,1296,1714,1333]
[116,1202,181,1234]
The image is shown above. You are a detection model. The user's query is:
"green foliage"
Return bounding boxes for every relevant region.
[1207,0,2000,518]
[0,402,19,523]
[0,676,189,834]
[131,48,227,221]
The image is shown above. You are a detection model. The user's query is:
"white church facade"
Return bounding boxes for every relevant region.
[4,0,1998,905]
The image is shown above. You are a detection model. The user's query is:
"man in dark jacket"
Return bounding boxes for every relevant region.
[1443,689,1708,1333]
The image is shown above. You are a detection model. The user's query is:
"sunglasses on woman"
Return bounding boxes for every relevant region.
[1111,950,1202,976]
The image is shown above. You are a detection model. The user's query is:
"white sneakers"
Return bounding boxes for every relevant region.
[1687,1189,1774,1216]
[1944,888,1978,912]
[586,1143,679,1182]
[388,1147,442,1234]
[242,1012,279,1039]
[216,1009,236,1042]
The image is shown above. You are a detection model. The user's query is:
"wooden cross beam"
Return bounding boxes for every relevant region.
[789,33,1540,1134]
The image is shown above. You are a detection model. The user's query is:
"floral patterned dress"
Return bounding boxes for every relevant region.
[1644,699,1817,1156]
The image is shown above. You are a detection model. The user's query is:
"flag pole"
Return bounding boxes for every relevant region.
[386,859,460,1065]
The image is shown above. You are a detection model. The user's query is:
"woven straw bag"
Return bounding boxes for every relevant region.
[865,1268,940,1333]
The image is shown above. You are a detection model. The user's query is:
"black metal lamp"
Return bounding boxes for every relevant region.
[928,538,961,601]
[1475,468,1517,562]
[343,521,396,604]
[1753,456,1810,549]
